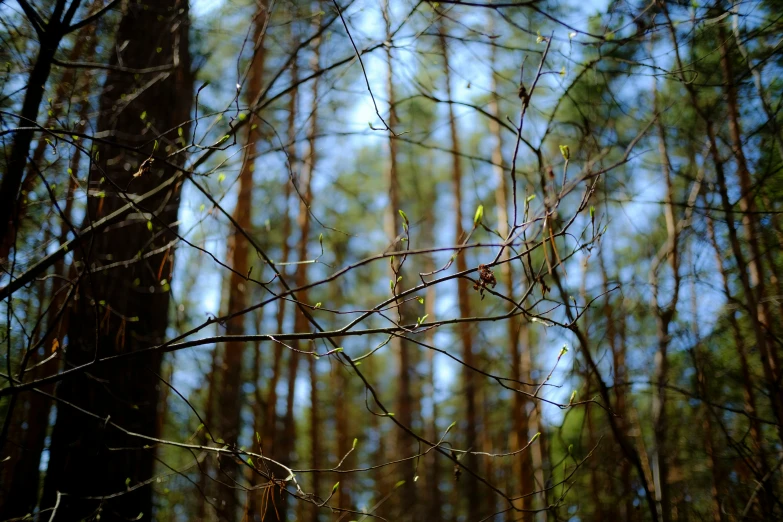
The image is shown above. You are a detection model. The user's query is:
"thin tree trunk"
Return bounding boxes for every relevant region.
[41,2,193,520]
[0,93,89,519]
[261,37,297,468]
[488,42,534,522]
[687,247,724,522]
[216,4,269,518]
[196,345,221,522]
[294,27,321,520]
[649,77,681,522]
[438,24,480,521]
[247,309,267,521]
[0,0,82,257]
[381,2,416,519]
[599,252,632,519]
[718,21,781,393]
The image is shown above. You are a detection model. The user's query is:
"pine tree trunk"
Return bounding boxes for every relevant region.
[41,2,193,520]
[215,2,268,518]
[438,24,480,521]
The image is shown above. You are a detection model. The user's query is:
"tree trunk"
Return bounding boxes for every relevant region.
[488,43,534,521]
[0,0,89,257]
[294,25,321,520]
[382,2,417,519]
[0,94,90,519]
[438,24,480,521]
[649,77,680,522]
[40,2,193,520]
[215,2,268,519]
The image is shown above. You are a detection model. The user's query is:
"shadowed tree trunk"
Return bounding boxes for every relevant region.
[0,0,93,257]
[0,16,99,512]
[40,1,193,520]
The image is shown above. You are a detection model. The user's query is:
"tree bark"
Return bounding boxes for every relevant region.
[0,0,84,257]
[438,24,480,521]
[40,2,193,520]
[215,2,268,518]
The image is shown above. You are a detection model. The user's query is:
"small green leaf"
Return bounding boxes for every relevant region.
[473,204,484,226]
[315,302,322,309]
[559,144,570,161]
[125,477,131,487]
[140,110,147,121]
[569,31,577,39]
[178,127,183,137]
[217,173,226,183]
[560,66,566,77]
[248,457,253,466]
[416,296,424,305]
[398,209,408,224]
[526,194,536,203]
[352,438,358,449]
[529,432,541,444]
[589,206,595,219]
[559,345,568,356]
[199,203,206,212]
[394,480,406,489]
[569,390,577,404]
[147,221,153,231]
[387,412,395,417]
[331,482,340,493]
[605,31,615,41]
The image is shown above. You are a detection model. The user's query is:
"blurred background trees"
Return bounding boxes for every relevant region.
[2,0,783,520]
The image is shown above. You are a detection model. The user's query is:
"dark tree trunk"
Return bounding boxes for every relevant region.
[40,2,193,520]
[0,0,85,257]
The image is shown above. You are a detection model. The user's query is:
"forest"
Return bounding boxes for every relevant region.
[1,0,782,520]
